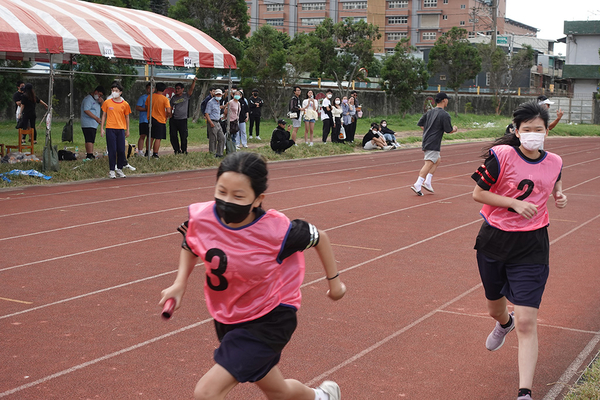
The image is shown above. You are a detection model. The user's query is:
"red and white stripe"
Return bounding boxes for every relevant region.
[0,0,236,68]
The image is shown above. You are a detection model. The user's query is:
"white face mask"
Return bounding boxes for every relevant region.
[327,94,332,99]
[335,100,340,105]
[93,94,100,100]
[519,131,546,151]
[381,123,387,127]
[111,91,121,99]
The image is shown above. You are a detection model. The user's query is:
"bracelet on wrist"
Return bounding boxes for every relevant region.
[326,273,339,281]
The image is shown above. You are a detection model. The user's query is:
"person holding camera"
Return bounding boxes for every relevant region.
[270,119,295,154]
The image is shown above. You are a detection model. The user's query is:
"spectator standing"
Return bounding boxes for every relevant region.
[145,82,172,158]
[201,87,215,139]
[320,89,333,143]
[331,97,343,142]
[17,83,48,144]
[136,83,151,156]
[169,77,197,154]
[100,82,131,179]
[204,88,225,158]
[270,119,295,154]
[301,90,319,146]
[350,90,362,119]
[289,86,302,142]
[248,89,263,140]
[228,91,242,148]
[80,85,105,159]
[410,92,458,196]
[237,89,249,148]
[13,81,24,119]
[344,96,357,143]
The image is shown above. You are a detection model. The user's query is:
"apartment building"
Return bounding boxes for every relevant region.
[247,0,537,53]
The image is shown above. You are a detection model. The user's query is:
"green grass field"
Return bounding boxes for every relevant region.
[1,113,598,187]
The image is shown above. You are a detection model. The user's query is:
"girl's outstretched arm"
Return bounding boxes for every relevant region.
[314,229,346,301]
[159,249,199,310]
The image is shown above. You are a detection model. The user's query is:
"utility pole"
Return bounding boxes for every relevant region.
[491,0,497,49]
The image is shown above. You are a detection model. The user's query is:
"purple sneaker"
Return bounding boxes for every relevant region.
[486,311,515,351]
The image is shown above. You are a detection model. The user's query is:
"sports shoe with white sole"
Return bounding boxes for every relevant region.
[108,170,116,179]
[422,183,434,193]
[115,169,126,178]
[256,136,261,140]
[410,186,423,196]
[382,145,393,150]
[123,164,136,171]
[486,311,515,351]
[317,381,341,400]
[517,395,532,400]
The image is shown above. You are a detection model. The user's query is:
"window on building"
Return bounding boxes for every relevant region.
[460,4,466,8]
[443,15,448,20]
[440,75,446,80]
[422,32,436,40]
[443,0,448,3]
[386,48,396,55]
[266,4,284,11]
[460,21,465,25]
[424,0,437,7]
[266,18,284,26]
[387,32,408,41]
[301,3,326,11]
[421,14,439,27]
[388,0,408,8]
[342,1,367,9]
[388,16,408,24]
[301,17,325,25]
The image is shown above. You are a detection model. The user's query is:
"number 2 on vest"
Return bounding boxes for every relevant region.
[205,248,229,291]
[508,179,535,213]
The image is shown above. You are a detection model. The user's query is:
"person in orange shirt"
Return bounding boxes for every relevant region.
[145,82,172,158]
[101,81,131,179]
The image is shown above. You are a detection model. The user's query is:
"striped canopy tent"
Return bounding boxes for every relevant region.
[0,0,236,169]
[0,0,236,68]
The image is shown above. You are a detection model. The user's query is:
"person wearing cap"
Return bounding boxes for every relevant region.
[169,77,197,154]
[204,88,225,158]
[537,95,563,130]
[411,92,458,196]
[248,89,263,140]
[270,119,295,154]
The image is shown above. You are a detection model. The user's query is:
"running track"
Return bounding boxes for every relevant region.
[1,137,599,400]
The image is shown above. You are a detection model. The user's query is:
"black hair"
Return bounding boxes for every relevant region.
[480,101,549,158]
[326,89,333,93]
[217,152,268,197]
[16,81,23,88]
[22,83,35,102]
[293,86,301,92]
[380,119,387,125]
[370,122,379,130]
[155,82,166,92]
[110,81,124,92]
[305,90,314,98]
[146,82,151,88]
[175,82,184,89]
[94,86,105,95]
[504,123,514,135]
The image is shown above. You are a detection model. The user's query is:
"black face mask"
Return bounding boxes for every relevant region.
[215,198,254,224]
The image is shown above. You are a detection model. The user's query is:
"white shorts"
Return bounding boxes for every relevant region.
[292,118,301,128]
[364,141,379,150]
[424,150,441,163]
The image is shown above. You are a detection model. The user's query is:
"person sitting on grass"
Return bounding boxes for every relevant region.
[270,119,295,154]
[379,120,401,148]
[362,123,393,151]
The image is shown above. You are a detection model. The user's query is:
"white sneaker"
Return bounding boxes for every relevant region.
[317,381,341,400]
[115,169,126,178]
[108,170,116,179]
[123,164,136,171]
[243,144,248,148]
[422,182,434,193]
[394,143,401,148]
[309,142,314,147]
[382,145,393,150]
[256,136,261,140]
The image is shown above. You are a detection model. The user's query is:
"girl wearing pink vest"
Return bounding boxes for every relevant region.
[471,101,567,400]
[160,152,346,400]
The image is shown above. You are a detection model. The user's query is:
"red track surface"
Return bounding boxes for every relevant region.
[1,137,599,400]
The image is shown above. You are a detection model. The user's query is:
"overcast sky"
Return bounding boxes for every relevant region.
[504,0,600,55]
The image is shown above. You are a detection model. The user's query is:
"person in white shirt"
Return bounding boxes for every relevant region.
[320,89,333,143]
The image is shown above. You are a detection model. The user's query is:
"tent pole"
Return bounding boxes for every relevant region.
[69,54,74,125]
[46,53,54,146]
[147,62,154,160]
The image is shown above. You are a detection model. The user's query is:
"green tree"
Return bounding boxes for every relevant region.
[290,18,380,97]
[0,60,31,117]
[427,27,481,116]
[477,42,534,114]
[57,55,137,95]
[169,0,250,60]
[238,25,289,119]
[381,39,430,117]
[83,0,151,9]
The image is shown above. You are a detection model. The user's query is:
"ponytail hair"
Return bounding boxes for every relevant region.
[480,100,549,158]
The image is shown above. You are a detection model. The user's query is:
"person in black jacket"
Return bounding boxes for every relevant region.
[248,89,264,140]
[270,119,295,154]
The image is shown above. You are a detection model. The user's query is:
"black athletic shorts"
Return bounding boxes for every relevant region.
[150,118,166,140]
[139,122,149,136]
[82,127,97,144]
